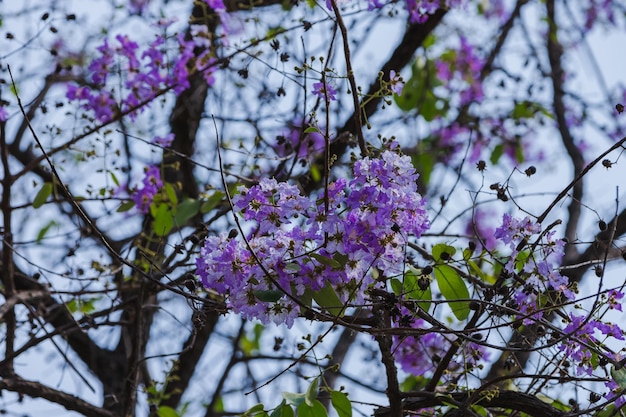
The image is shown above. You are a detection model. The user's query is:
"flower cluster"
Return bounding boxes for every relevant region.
[312,81,338,102]
[196,149,429,326]
[132,166,163,213]
[67,26,216,123]
[436,37,484,106]
[559,312,624,376]
[392,312,488,378]
[493,214,573,324]
[274,118,325,161]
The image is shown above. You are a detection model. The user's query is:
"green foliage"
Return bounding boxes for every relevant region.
[311,284,344,316]
[435,265,470,320]
[36,219,59,243]
[394,59,447,121]
[330,391,352,417]
[33,182,53,208]
[157,406,180,417]
[201,190,225,213]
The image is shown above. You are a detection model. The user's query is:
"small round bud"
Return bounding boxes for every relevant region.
[524,166,536,177]
[417,276,430,291]
[598,220,607,231]
[594,265,603,277]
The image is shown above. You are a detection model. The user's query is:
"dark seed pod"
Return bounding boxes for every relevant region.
[617,103,625,114]
[599,357,609,367]
[524,166,537,177]
[594,265,603,277]
[602,159,613,168]
[599,220,607,231]
[468,241,476,252]
[469,300,480,310]
[228,229,239,239]
[440,251,450,261]
[417,276,430,291]
[590,392,601,403]
[476,160,486,172]
[422,265,433,275]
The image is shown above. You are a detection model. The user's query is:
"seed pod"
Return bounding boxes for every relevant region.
[599,220,607,231]
[524,166,536,177]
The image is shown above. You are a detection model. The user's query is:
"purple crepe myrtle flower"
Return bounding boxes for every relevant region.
[559,313,624,376]
[132,165,163,213]
[392,310,488,378]
[153,133,175,148]
[196,147,430,326]
[312,81,338,101]
[0,105,8,122]
[389,70,404,95]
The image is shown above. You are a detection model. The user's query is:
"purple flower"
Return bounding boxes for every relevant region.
[153,133,175,148]
[0,106,8,122]
[196,147,429,326]
[312,81,338,101]
[132,165,163,213]
[389,70,404,95]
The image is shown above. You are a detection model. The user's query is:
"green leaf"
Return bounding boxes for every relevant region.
[109,171,120,187]
[435,265,470,320]
[283,392,306,407]
[201,191,225,213]
[330,391,352,417]
[33,182,53,208]
[309,253,341,269]
[284,262,301,272]
[312,284,344,316]
[297,400,327,417]
[305,378,319,406]
[490,144,503,165]
[152,203,174,236]
[404,269,432,312]
[611,366,626,390]
[174,198,200,226]
[253,290,283,302]
[157,406,179,417]
[244,404,265,417]
[412,152,434,187]
[117,200,135,212]
[36,220,58,243]
[304,126,320,133]
[468,260,492,283]
[390,278,402,296]
[432,243,456,262]
[270,402,294,417]
[310,164,321,183]
[300,288,313,308]
[164,182,178,206]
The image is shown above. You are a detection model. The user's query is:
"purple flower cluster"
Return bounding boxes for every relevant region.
[494,214,573,324]
[312,81,338,102]
[67,26,217,123]
[132,166,162,213]
[274,118,325,160]
[392,313,488,378]
[559,312,624,376]
[436,37,484,106]
[196,149,429,326]
[405,0,465,23]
